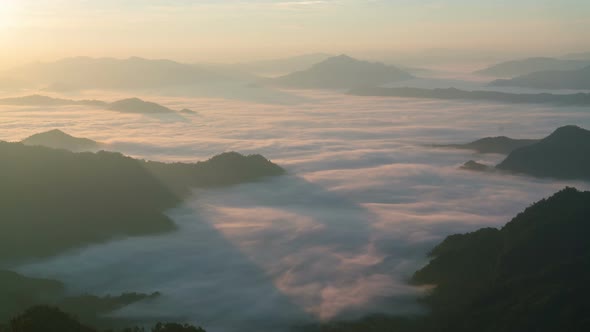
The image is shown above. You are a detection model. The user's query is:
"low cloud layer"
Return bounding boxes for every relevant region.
[6,89,590,332]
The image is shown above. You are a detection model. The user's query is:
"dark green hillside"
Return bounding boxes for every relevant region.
[0,306,206,332]
[307,188,590,332]
[22,129,100,152]
[437,136,539,154]
[411,187,590,332]
[143,152,285,195]
[0,270,160,328]
[496,125,590,180]
[0,142,284,264]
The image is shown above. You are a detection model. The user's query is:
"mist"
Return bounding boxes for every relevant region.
[2,89,587,331]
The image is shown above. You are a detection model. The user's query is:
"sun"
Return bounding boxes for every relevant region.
[0,0,17,28]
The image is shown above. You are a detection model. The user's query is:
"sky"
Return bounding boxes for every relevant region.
[0,0,589,67]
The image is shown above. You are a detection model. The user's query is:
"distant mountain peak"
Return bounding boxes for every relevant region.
[551,124,583,134]
[544,125,589,142]
[274,54,412,89]
[22,129,100,152]
[108,98,175,114]
[496,125,590,180]
[317,54,377,67]
[41,128,71,136]
[325,54,357,62]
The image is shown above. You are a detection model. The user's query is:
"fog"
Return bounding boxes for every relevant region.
[4,90,590,331]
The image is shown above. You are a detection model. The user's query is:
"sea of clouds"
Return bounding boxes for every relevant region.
[3,89,590,332]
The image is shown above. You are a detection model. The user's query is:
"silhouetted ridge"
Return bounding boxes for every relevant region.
[348,86,590,106]
[5,56,225,90]
[474,57,590,77]
[496,125,590,180]
[0,95,106,106]
[274,55,412,89]
[490,65,590,90]
[108,98,174,113]
[0,270,160,328]
[3,306,207,332]
[303,188,590,332]
[542,124,585,142]
[9,306,97,332]
[460,160,490,171]
[144,152,285,192]
[410,187,590,332]
[321,54,358,65]
[22,129,100,152]
[227,53,333,76]
[0,95,190,115]
[0,142,284,264]
[0,270,64,320]
[436,136,540,154]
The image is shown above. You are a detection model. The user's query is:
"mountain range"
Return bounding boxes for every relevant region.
[449,126,590,181]
[0,95,192,114]
[0,270,160,328]
[496,125,590,180]
[229,53,333,76]
[2,57,226,91]
[412,187,590,332]
[349,87,590,106]
[21,129,101,152]
[273,55,413,89]
[490,65,590,90]
[309,187,590,332]
[435,136,540,154]
[0,138,284,264]
[474,57,590,77]
[0,94,106,107]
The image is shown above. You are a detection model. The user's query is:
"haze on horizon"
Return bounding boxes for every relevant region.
[1,0,589,68]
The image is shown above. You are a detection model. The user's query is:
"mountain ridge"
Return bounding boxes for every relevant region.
[496,125,590,180]
[22,129,101,152]
[274,54,413,89]
[349,86,590,106]
[474,57,590,77]
[490,65,590,90]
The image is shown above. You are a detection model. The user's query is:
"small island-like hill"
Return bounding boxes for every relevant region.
[274,54,413,89]
[21,129,101,152]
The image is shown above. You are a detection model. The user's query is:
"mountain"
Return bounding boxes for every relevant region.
[0,94,106,107]
[460,160,491,171]
[474,57,590,77]
[561,51,590,60]
[274,55,413,89]
[495,125,590,180]
[411,187,590,332]
[0,95,187,115]
[0,270,160,328]
[306,188,590,332]
[21,129,100,152]
[179,108,197,115]
[108,98,174,114]
[0,141,284,264]
[436,136,540,154]
[0,270,64,320]
[490,65,590,90]
[3,306,206,332]
[349,87,590,106]
[235,53,333,76]
[3,57,225,90]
